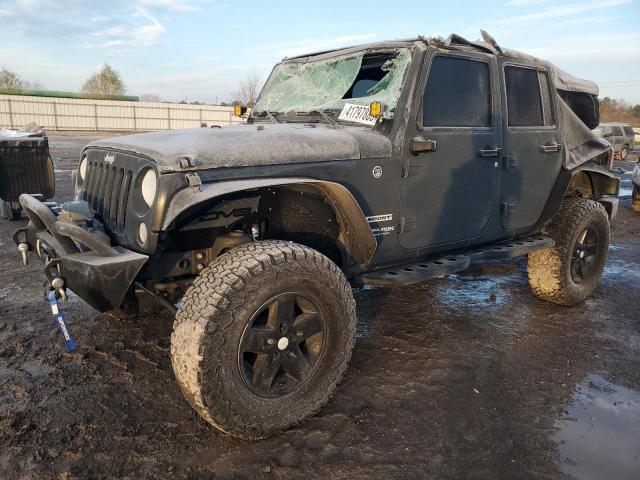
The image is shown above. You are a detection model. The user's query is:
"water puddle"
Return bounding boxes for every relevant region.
[551,374,640,480]
[619,186,633,197]
[434,272,517,307]
[603,258,640,282]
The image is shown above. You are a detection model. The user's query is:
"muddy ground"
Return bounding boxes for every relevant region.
[0,132,639,479]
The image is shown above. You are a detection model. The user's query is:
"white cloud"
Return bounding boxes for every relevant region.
[495,0,634,25]
[505,0,548,6]
[85,9,165,49]
[250,33,378,58]
[0,0,194,50]
[135,0,199,12]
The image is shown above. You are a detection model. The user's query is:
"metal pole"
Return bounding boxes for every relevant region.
[94,104,98,131]
[53,101,59,131]
[133,105,137,132]
[7,98,14,129]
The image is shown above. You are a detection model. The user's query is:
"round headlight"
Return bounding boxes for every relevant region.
[140,169,157,207]
[138,222,148,245]
[78,157,87,181]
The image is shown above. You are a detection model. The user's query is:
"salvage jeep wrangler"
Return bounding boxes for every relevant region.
[14,32,619,439]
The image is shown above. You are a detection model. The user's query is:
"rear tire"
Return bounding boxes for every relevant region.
[528,198,609,306]
[171,240,356,439]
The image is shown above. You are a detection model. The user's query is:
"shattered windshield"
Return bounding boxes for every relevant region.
[252,48,412,120]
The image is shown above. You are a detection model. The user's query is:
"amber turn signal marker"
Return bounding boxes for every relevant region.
[369,101,383,118]
[234,105,243,116]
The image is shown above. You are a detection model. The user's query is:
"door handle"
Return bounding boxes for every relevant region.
[410,136,437,155]
[478,146,502,158]
[540,143,562,153]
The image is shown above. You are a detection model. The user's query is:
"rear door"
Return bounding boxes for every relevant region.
[623,125,635,146]
[499,63,562,232]
[611,125,624,150]
[398,51,502,250]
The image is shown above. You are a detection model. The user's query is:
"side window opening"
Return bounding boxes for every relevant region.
[603,126,613,136]
[421,56,492,128]
[612,125,623,136]
[505,65,544,127]
[623,126,634,136]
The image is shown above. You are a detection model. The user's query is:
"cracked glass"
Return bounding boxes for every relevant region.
[253,48,412,120]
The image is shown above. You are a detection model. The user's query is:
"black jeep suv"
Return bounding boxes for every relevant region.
[15,32,619,438]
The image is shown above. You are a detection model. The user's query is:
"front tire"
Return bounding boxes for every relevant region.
[3,201,21,220]
[171,240,356,439]
[528,198,609,306]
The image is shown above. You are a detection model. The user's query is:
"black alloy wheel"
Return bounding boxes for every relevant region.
[570,227,600,283]
[238,292,326,398]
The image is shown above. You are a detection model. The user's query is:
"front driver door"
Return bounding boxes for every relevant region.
[399,51,502,250]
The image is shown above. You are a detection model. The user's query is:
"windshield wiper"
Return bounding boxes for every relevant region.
[308,109,338,127]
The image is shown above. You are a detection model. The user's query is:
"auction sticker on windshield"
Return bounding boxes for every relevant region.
[338,103,377,126]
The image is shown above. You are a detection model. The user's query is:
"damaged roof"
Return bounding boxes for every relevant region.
[284,32,598,97]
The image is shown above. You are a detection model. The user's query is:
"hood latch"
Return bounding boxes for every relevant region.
[185,173,202,192]
[179,155,201,170]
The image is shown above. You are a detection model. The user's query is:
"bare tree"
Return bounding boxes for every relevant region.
[235,71,261,107]
[0,67,24,91]
[140,93,161,102]
[82,64,126,98]
[24,79,45,90]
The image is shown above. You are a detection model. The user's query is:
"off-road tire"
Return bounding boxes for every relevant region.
[619,145,629,161]
[528,198,609,306]
[632,186,640,214]
[171,240,356,439]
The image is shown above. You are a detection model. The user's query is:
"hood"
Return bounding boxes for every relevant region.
[85,124,392,173]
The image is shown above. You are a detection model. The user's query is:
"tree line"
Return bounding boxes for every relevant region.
[1,64,262,107]
[599,97,640,126]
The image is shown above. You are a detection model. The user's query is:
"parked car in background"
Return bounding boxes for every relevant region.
[632,162,640,213]
[592,123,635,160]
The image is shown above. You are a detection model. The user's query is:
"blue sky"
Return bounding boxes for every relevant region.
[1,0,639,103]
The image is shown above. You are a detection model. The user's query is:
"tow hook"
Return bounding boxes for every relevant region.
[18,242,29,266]
[51,277,68,302]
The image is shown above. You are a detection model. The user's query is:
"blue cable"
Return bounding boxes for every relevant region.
[47,290,77,352]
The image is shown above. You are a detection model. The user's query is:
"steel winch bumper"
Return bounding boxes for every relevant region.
[13,194,148,312]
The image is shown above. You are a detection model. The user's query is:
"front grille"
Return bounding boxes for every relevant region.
[82,158,133,233]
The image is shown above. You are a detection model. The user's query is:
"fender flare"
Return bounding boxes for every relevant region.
[162,177,377,267]
[571,162,620,197]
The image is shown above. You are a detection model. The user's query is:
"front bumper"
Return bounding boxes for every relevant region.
[14,194,148,312]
